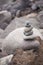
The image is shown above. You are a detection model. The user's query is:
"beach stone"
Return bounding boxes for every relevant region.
[0,11,11,29]
[31,3,38,10]
[0,0,13,6]
[24,26,33,32]
[37,11,43,29]
[0,22,8,30]
[0,54,13,65]
[24,31,33,36]
[0,17,26,38]
[9,49,37,65]
[2,27,41,54]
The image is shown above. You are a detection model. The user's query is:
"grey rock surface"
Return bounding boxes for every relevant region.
[0,11,12,30]
[2,27,42,54]
[37,11,43,29]
[0,54,13,65]
[0,0,13,6]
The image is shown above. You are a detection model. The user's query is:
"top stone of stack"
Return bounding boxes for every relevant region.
[24,22,33,36]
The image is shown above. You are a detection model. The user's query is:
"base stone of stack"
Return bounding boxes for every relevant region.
[2,27,41,54]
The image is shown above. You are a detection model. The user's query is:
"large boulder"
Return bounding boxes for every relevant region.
[2,27,42,54]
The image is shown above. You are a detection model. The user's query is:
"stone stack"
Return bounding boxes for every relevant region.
[24,22,33,40]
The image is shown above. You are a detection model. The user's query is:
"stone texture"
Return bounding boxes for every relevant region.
[9,49,37,65]
[0,54,13,65]
[0,11,11,30]
[37,11,43,29]
[2,27,41,54]
[0,0,13,5]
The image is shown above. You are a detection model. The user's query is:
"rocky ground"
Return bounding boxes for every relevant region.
[0,0,43,65]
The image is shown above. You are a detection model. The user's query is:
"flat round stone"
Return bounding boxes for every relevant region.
[24,30,33,36]
[24,26,33,32]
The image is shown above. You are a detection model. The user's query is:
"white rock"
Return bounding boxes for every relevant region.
[2,27,42,54]
[0,54,13,65]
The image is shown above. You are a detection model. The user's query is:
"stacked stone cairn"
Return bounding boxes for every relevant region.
[24,22,33,40]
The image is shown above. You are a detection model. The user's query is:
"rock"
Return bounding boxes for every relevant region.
[31,3,38,10]
[24,31,33,36]
[37,11,43,29]
[0,54,13,65]
[9,49,36,65]
[0,29,4,35]
[0,39,4,49]
[24,26,33,32]
[0,22,8,30]
[0,10,11,29]
[1,0,32,18]
[2,27,41,54]
[0,0,13,5]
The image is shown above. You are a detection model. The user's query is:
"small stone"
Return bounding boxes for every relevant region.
[0,10,11,29]
[37,11,43,29]
[24,30,33,36]
[0,54,13,65]
[24,26,33,32]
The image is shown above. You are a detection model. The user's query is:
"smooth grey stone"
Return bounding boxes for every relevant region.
[0,55,13,65]
[24,30,33,36]
[0,0,12,5]
[37,11,43,28]
[0,11,11,29]
[0,11,11,24]
[0,22,8,30]
[25,22,31,27]
[31,3,37,10]
[0,17,25,38]
[2,27,42,54]
[24,26,33,32]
